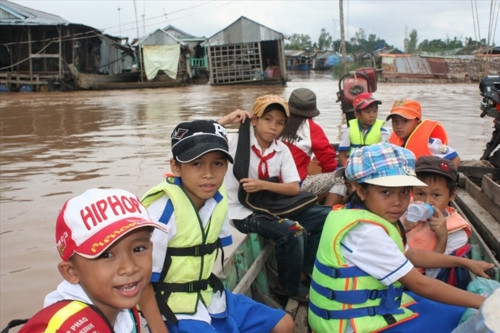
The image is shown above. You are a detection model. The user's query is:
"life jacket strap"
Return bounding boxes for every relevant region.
[168,238,221,257]
[315,259,370,278]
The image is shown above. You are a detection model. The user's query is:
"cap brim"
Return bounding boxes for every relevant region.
[173,134,234,163]
[356,99,381,111]
[176,145,234,164]
[75,218,167,259]
[386,111,418,121]
[364,175,427,187]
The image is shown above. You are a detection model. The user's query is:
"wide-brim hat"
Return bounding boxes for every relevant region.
[171,120,234,163]
[288,88,320,117]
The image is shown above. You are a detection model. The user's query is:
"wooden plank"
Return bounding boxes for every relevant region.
[482,173,500,206]
[233,241,274,295]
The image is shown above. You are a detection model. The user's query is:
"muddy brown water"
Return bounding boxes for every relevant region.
[0,71,493,326]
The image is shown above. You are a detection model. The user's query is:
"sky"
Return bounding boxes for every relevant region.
[10,0,499,50]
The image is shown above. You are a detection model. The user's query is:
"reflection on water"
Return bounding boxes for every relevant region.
[0,71,492,325]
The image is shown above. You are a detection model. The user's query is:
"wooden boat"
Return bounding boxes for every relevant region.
[213,163,500,332]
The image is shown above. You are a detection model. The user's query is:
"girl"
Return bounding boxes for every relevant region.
[308,142,494,333]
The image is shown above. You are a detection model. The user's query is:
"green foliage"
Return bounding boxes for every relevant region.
[318,28,333,51]
[405,29,418,53]
[285,33,313,50]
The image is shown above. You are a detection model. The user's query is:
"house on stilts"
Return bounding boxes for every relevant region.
[203,16,288,85]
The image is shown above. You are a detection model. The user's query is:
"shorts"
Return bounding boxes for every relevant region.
[165,289,286,333]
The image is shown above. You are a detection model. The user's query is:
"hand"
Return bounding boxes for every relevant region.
[240,178,264,193]
[218,109,252,125]
[465,259,496,279]
[428,208,447,240]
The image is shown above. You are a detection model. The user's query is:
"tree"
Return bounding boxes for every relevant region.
[405,29,418,53]
[318,28,333,51]
[285,33,313,50]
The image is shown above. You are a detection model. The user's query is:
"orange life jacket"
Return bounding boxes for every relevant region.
[389,119,448,160]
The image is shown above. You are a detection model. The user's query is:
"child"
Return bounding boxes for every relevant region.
[16,188,168,333]
[405,155,471,284]
[337,92,390,167]
[387,99,461,169]
[222,95,332,303]
[139,120,294,333]
[280,88,338,197]
[308,143,494,333]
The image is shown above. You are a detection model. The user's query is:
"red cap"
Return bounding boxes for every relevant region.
[353,92,382,111]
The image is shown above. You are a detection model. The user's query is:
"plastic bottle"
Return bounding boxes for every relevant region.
[405,203,434,223]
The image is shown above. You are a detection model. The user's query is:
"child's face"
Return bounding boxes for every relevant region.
[59,228,153,324]
[170,151,228,210]
[356,105,378,128]
[413,177,455,213]
[357,184,412,223]
[390,115,420,140]
[251,109,287,148]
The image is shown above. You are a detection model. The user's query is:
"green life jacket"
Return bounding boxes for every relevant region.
[348,119,385,156]
[308,209,417,333]
[141,177,227,317]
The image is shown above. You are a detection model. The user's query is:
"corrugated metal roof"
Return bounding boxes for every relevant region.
[139,28,185,46]
[0,0,69,25]
[204,16,285,46]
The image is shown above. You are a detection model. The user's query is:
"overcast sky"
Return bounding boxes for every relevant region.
[11,0,499,50]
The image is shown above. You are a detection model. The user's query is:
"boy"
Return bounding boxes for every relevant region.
[308,143,494,333]
[17,188,168,333]
[387,98,461,168]
[139,120,293,333]
[337,92,389,167]
[221,95,331,303]
[405,155,471,283]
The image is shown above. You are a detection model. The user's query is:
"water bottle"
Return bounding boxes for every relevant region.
[405,203,434,223]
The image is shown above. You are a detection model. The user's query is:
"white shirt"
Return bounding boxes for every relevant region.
[225,131,300,221]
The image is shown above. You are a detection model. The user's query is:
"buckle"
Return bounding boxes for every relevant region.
[368,289,379,300]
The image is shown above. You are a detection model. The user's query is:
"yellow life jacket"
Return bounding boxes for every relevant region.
[348,119,385,155]
[141,177,227,315]
[308,209,418,333]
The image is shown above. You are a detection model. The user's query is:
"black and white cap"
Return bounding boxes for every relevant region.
[171,120,234,163]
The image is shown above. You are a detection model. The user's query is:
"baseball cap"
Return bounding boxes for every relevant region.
[252,94,290,117]
[353,92,382,111]
[415,155,458,181]
[171,120,233,163]
[56,188,168,261]
[288,88,320,117]
[346,143,427,187]
[386,99,422,120]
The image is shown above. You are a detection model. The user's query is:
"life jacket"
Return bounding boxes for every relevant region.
[308,209,418,333]
[407,207,471,288]
[348,119,385,155]
[407,206,471,253]
[3,300,139,333]
[389,119,448,160]
[141,177,226,320]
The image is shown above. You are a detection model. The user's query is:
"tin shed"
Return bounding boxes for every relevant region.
[203,16,287,85]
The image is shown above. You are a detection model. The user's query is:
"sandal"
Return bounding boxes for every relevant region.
[272,283,310,304]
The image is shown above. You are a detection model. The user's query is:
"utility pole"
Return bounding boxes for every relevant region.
[118,7,122,37]
[339,0,347,75]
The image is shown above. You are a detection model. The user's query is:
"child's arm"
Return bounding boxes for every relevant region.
[217,109,252,125]
[138,283,170,333]
[405,247,494,277]
[239,177,300,196]
[400,268,485,309]
[338,151,349,167]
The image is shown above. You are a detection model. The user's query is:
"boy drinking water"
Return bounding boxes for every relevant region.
[404,155,471,286]
[15,188,168,333]
[139,120,293,333]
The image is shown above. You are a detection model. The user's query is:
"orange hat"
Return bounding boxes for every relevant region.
[252,95,289,117]
[386,99,422,120]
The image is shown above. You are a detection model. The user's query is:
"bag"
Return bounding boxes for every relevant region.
[233,119,317,218]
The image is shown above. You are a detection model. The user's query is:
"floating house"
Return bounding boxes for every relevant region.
[285,50,315,71]
[203,16,287,85]
[0,0,135,91]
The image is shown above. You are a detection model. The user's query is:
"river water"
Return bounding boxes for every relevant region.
[0,71,493,326]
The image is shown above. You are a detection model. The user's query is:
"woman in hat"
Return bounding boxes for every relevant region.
[280,88,338,198]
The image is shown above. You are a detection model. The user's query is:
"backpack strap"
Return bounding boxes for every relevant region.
[1,319,28,333]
